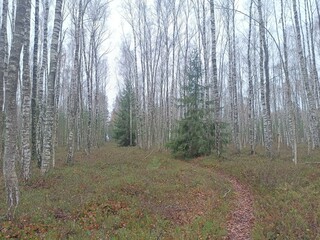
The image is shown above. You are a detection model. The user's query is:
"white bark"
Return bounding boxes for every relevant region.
[0,0,8,159]
[257,0,273,157]
[210,0,221,156]
[67,0,82,164]
[247,0,255,155]
[31,0,40,162]
[292,0,319,148]
[3,0,29,220]
[37,0,49,167]
[41,0,63,174]
[21,0,32,180]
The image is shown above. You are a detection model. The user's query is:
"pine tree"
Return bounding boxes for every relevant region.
[112,80,136,146]
[167,50,216,158]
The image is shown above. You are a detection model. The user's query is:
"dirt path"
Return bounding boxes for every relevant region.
[218,172,255,240]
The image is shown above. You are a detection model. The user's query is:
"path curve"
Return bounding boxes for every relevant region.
[218,172,255,240]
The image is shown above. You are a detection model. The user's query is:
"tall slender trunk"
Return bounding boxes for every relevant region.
[210,0,221,156]
[280,0,297,164]
[52,30,65,168]
[257,0,272,157]
[231,1,240,152]
[41,0,63,174]
[31,0,39,162]
[21,0,32,180]
[67,0,82,164]
[201,1,209,110]
[82,27,93,153]
[0,0,9,159]
[226,0,240,152]
[37,0,49,167]
[247,0,255,155]
[305,0,320,109]
[133,31,141,147]
[292,0,319,148]
[4,0,29,220]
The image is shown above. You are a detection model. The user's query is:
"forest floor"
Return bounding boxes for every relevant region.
[0,143,320,239]
[217,172,254,240]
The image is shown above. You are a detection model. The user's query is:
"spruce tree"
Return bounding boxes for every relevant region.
[112,80,136,146]
[167,50,215,158]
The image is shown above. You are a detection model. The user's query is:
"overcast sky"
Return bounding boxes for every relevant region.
[105,0,129,112]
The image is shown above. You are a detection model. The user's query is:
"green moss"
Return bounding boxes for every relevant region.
[0,143,230,239]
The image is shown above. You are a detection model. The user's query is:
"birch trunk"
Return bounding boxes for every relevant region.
[0,0,8,159]
[37,0,49,167]
[226,0,240,152]
[231,1,240,152]
[3,0,28,220]
[21,0,32,180]
[257,0,273,157]
[292,0,319,148]
[41,0,63,174]
[67,0,82,164]
[31,0,39,162]
[280,0,297,164]
[82,29,92,154]
[306,0,320,110]
[210,0,221,156]
[247,0,255,155]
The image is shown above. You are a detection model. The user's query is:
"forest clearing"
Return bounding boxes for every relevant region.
[2,0,320,238]
[1,143,320,239]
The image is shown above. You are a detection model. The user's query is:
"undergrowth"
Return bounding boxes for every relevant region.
[195,145,320,239]
[0,143,230,239]
[1,143,319,239]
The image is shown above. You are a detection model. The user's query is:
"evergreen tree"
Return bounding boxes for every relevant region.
[167,50,216,158]
[112,80,136,146]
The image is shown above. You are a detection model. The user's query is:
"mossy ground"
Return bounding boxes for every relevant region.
[194,145,320,239]
[0,143,230,239]
[1,143,319,239]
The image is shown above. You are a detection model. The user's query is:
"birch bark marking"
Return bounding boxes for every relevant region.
[280,0,297,164]
[292,0,319,148]
[31,0,40,162]
[21,0,32,180]
[67,0,82,164]
[37,0,49,167]
[247,0,255,155]
[3,0,28,220]
[210,0,221,156]
[41,0,63,174]
[257,0,273,157]
[0,0,8,159]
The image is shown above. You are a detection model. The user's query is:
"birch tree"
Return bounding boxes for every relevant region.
[247,0,255,154]
[31,0,40,162]
[37,0,50,167]
[210,0,221,156]
[257,0,273,157]
[67,0,83,164]
[279,0,297,163]
[292,0,319,149]
[225,0,240,152]
[21,0,32,180]
[3,0,30,220]
[0,0,8,159]
[41,0,64,174]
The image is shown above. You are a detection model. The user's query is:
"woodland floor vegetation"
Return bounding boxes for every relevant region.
[0,143,320,239]
[194,146,320,239]
[0,143,230,239]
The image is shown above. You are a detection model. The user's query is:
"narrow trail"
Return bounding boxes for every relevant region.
[217,172,255,240]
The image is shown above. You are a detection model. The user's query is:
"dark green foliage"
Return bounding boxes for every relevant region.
[112,81,136,146]
[167,50,218,158]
